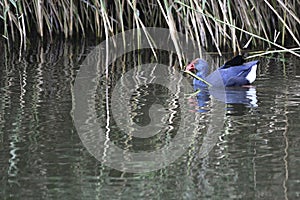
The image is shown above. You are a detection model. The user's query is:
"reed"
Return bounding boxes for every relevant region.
[0,0,299,56]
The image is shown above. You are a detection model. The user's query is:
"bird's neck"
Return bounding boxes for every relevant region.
[194,72,208,87]
[196,72,207,79]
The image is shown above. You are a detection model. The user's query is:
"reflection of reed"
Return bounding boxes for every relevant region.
[8,136,19,178]
[282,60,289,200]
[109,54,182,152]
[1,39,90,196]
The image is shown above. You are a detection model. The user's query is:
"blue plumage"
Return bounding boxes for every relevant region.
[186,56,259,87]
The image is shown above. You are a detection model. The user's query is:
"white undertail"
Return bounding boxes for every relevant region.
[246,64,257,83]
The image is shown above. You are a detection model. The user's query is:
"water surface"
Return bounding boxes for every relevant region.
[0,41,300,199]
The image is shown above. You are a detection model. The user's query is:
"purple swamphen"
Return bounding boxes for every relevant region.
[185,55,259,87]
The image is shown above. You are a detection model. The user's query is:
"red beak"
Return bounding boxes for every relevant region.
[185,59,198,71]
[186,63,195,71]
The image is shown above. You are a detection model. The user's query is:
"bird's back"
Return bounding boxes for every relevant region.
[206,60,259,87]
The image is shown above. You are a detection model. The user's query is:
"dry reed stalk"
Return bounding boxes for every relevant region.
[0,0,299,57]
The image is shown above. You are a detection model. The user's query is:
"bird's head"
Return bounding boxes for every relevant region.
[185,58,209,77]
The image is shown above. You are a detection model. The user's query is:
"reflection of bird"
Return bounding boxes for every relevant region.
[210,87,258,107]
[186,55,260,87]
[195,86,258,113]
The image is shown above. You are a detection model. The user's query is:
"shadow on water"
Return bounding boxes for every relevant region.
[0,39,300,199]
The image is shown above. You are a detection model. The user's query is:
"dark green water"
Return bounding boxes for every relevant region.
[0,40,300,199]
